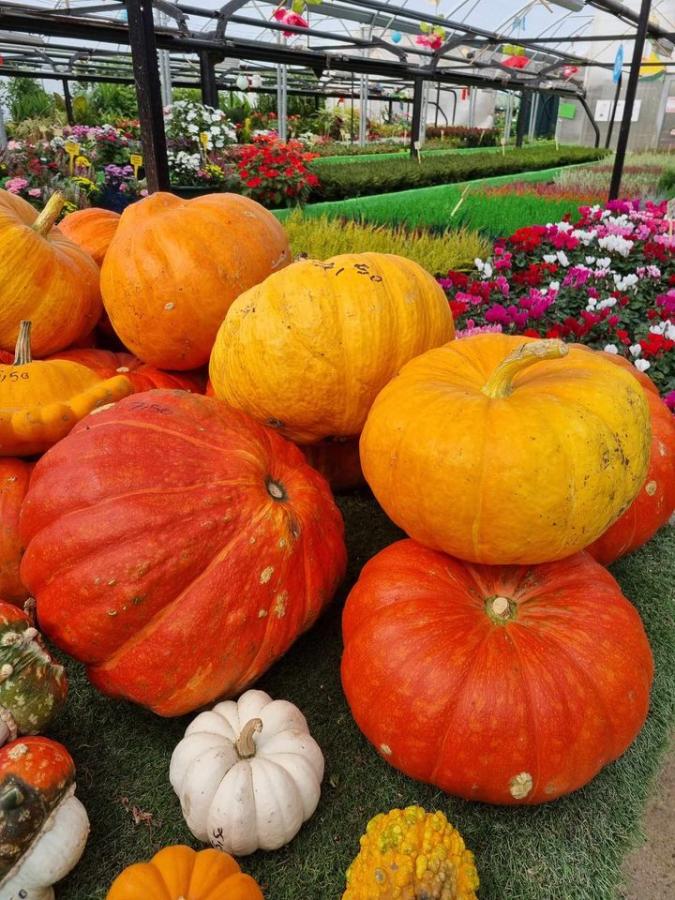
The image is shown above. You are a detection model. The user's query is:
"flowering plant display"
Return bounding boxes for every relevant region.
[163,101,237,153]
[439,199,675,407]
[233,135,318,207]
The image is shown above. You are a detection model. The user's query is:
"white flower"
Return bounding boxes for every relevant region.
[556,221,573,233]
[666,322,675,342]
[585,255,597,265]
[573,229,595,246]
[586,298,598,311]
[187,124,199,134]
[613,272,638,291]
[649,322,666,335]
[597,234,634,257]
[597,297,617,310]
[595,257,611,270]
[548,281,560,293]
[482,262,493,279]
[474,258,484,271]
[634,359,651,372]
[603,344,619,354]
[543,254,557,264]
[557,251,570,267]
[629,344,642,358]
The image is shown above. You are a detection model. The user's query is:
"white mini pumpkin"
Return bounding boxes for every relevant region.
[169,689,324,855]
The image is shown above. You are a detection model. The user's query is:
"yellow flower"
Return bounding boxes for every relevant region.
[75,155,91,167]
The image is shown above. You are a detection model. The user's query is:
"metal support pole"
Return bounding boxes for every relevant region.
[62,77,74,125]
[276,33,287,142]
[155,9,172,107]
[126,0,170,193]
[358,73,368,147]
[528,93,539,139]
[605,73,622,149]
[387,98,393,122]
[609,0,653,200]
[579,97,601,148]
[0,105,7,151]
[199,50,219,108]
[410,75,424,157]
[515,92,530,147]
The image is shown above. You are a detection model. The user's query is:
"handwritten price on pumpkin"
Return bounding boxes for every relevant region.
[0,371,30,383]
[310,261,383,283]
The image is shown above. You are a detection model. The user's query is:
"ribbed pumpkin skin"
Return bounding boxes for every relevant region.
[587,385,675,565]
[0,459,32,604]
[106,845,263,900]
[360,334,651,564]
[341,540,654,805]
[209,253,455,444]
[101,192,291,370]
[0,191,101,356]
[48,348,205,394]
[301,438,365,492]
[20,391,346,716]
[58,207,120,266]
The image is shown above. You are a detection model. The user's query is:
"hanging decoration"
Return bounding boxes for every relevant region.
[250,73,264,89]
[271,0,318,38]
[503,54,530,69]
[416,22,446,51]
[562,65,579,79]
[235,74,249,91]
[391,31,402,44]
[639,46,666,81]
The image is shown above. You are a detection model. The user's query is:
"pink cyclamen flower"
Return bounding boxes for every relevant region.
[664,391,675,412]
[28,188,42,198]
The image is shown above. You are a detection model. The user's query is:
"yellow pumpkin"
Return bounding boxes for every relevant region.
[209,253,454,444]
[0,321,133,456]
[0,192,101,356]
[360,334,651,564]
[343,806,479,899]
[106,845,264,900]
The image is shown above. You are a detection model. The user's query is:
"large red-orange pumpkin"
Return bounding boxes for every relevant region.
[0,458,33,605]
[20,391,346,716]
[341,540,653,805]
[58,208,120,267]
[301,438,365,493]
[48,349,205,394]
[100,192,291,370]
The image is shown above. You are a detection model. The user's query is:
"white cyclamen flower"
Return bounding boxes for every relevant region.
[634,359,651,372]
[603,344,619,354]
[629,344,642,358]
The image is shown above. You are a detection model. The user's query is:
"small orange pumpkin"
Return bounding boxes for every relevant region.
[0,192,101,356]
[106,845,263,900]
[58,207,120,266]
[0,321,133,456]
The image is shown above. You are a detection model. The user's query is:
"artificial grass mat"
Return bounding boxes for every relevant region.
[54,495,674,899]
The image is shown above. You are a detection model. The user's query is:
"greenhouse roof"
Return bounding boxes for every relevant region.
[0,0,673,100]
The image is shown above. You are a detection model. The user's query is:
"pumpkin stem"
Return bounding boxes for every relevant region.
[482,339,568,399]
[13,321,32,366]
[486,595,516,623]
[32,191,65,237]
[235,717,263,759]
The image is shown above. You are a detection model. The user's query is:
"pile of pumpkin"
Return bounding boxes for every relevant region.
[0,184,672,900]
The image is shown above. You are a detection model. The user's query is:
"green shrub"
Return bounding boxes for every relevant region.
[3,77,55,123]
[658,168,675,198]
[282,211,490,275]
[310,145,610,201]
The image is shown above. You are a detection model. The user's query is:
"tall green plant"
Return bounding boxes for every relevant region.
[3,77,55,123]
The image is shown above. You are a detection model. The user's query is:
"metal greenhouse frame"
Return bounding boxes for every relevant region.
[0,1,672,197]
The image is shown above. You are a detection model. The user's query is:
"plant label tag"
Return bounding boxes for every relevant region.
[64,140,80,157]
[129,153,143,178]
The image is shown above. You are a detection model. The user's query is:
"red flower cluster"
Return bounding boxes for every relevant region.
[234,136,318,207]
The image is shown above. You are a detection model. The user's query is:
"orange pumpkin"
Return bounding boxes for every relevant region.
[0,458,32,604]
[101,192,291,370]
[360,335,651,564]
[0,192,101,356]
[58,207,120,266]
[48,348,205,394]
[301,438,365,492]
[583,351,675,564]
[106,845,263,900]
[0,321,133,457]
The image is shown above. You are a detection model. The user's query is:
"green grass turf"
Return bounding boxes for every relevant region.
[276,164,595,237]
[51,495,674,899]
[311,143,516,166]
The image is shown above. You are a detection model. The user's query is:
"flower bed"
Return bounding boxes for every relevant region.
[440,199,674,407]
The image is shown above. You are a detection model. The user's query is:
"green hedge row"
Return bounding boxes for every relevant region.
[309,145,610,202]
